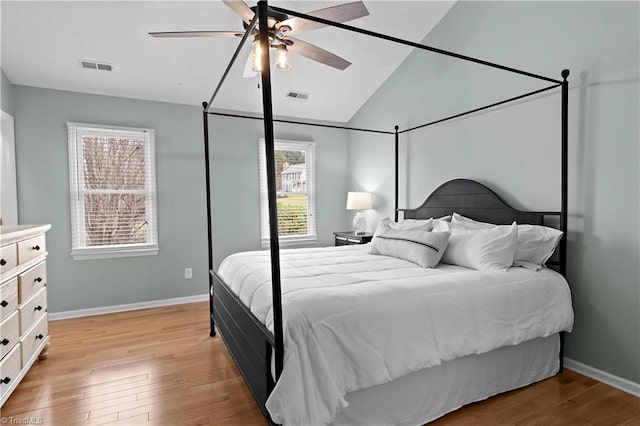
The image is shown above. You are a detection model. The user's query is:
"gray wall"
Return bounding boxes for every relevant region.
[12,86,350,313]
[208,113,350,269]
[13,85,208,313]
[348,1,639,383]
[1,69,13,114]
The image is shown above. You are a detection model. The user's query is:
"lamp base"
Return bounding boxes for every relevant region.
[352,210,366,235]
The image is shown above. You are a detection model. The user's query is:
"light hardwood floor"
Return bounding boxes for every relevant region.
[2,302,638,425]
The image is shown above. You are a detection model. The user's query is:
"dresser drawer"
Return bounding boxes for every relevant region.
[0,343,21,399]
[17,235,46,265]
[18,261,47,304]
[20,314,48,368]
[19,288,47,334]
[0,311,19,360]
[0,244,17,275]
[0,278,18,322]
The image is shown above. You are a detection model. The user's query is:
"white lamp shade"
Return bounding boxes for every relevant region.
[346,192,372,210]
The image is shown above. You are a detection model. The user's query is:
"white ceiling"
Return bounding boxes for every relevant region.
[1,1,454,122]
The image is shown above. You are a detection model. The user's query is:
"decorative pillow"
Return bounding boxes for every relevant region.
[389,215,449,231]
[451,213,563,270]
[392,217,433,231]
[370,219,450,268]
[374,217,433,231]
[433,220,518,272]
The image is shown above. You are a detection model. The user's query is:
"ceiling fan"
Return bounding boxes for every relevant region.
[150,1,369,77]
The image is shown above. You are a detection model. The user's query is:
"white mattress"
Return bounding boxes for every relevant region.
[217,244,574,425]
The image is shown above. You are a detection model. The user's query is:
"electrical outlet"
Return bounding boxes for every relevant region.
[184,268,192,279]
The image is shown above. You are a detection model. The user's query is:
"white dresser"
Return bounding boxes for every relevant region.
[0,224,51,407]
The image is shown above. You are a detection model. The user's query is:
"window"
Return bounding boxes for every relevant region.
[259,139,316,247]
[67,123,158,260]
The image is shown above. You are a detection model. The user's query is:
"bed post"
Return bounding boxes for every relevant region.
[258,0,284,380]
[202,101,215,337]
[394,125,399,222]
[560,69,569,277]
[559,69,570,371]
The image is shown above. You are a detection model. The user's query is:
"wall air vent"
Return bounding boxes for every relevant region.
[80,60,113,72]
[286,91,309,102]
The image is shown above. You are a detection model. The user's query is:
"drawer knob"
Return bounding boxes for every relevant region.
[33,245,41,251]
[35,305,43,311]
[36,334,44,340]
[1,338,9,346]
[35,277,43,283]
[0,258,6,266]
[1,377,10,384]
[0,300,7,308]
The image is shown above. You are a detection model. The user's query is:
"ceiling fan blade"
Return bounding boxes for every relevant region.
[278,1,369,35]
[222,0,255,23]
[149,31,243,38]
[286,37,351,71]
[243,53,257,78]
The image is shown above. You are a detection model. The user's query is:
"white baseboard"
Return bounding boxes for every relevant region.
[564,357,640,397]
[48,294,209,321]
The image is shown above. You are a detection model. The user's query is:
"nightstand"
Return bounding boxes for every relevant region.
[333,231,374,246]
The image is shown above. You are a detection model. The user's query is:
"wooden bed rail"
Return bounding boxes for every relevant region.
[211,270,276,423]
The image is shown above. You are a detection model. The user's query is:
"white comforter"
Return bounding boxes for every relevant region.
[217,244,574,425]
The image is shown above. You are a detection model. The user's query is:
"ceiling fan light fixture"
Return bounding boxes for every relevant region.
[274,45,291,70]
[251,39,262,72]
[152,1,369,76]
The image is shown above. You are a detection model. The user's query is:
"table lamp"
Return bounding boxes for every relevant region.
[346,192,372,235]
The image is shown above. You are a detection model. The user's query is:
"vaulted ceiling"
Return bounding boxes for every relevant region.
[1,1,454,122]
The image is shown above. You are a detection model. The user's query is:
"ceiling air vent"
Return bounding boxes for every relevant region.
[286,91,309,102]
[80,60,113,72]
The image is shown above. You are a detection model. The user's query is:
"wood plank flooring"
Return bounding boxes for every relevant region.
[2,302,638,425]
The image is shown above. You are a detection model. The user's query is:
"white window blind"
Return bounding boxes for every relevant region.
[259,139,317,247]
[67,123,158,260]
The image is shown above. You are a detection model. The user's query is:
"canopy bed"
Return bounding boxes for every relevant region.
[198,1,572,424]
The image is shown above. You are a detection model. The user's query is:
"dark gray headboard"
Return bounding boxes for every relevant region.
[402,179,545,226]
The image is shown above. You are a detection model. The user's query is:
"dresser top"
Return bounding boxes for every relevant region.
[0,224,51,245]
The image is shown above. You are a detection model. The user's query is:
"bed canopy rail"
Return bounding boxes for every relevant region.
[267,5,562,85]
[398,83,562,135]
[206,13,258,110]
[202,1,569,422]
[204,111,395,135]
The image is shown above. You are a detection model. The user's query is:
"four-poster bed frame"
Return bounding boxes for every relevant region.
[201,1,569,423]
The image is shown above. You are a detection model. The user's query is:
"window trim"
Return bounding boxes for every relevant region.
[258,139,317,248]
[67,122,159,260]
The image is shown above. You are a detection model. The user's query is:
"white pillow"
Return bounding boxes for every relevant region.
[392,217,433,231]
[451,213,563,270]
[391,215,449,230]
[370,219,450,268]
[432,215,451,229]
[433,221,518,272]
